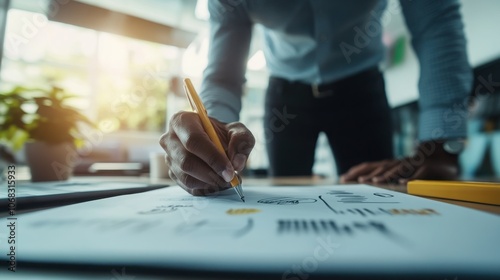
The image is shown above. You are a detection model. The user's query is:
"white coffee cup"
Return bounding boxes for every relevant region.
[149,152,169,180]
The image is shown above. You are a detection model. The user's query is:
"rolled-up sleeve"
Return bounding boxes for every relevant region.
[200,0,253,123]
[400,0,472,141]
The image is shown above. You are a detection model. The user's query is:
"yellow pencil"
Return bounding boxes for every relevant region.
[183,78,245,202]
[408,180,500,206]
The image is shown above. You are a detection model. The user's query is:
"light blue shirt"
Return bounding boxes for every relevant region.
[200,0,472,141]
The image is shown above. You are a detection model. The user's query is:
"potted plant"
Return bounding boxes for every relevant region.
[0,86,95,182]
[0,144,15,182]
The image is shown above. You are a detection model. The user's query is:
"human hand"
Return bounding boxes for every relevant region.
[159,111,255,196]
[339,141,459,185]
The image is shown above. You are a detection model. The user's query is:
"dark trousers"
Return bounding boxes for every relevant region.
[264,67,394,176]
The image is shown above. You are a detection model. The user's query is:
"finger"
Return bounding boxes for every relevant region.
[372,160,416,184]
[358,166,385,183]
[168,168,179,183]
[169,168,222,196]
[225,123,255,172]
[358,160,400,183]
[173,156,231,191]
[340,162,381,183]
[170,112,235,182]
[168,154,229,195]
[398,164,431,185]
[399,163,458,185]
[166,135,231,189]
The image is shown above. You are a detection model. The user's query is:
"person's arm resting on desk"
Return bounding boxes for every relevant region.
[159,1,255,195]
[341,0,472,184]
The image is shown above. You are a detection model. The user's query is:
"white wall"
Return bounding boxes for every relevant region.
[384,0,500,108]
[461,0,500,66]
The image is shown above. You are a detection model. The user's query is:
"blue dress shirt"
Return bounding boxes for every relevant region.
[200,0,472,141]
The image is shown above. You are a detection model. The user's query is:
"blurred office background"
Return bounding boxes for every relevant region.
[0,0,499,179]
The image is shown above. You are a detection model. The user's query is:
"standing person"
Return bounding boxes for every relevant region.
[160,0,471,196]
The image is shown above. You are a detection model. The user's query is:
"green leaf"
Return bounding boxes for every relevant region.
[0,85,96,147]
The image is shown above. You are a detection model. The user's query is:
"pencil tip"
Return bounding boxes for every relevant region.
[241,197,245,202]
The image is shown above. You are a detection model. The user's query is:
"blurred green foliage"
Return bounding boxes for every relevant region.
[0,86,95,150]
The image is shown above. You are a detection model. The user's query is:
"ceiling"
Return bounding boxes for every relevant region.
[10,0,410,35]
[10,0,206,32]
[77,0,204,31]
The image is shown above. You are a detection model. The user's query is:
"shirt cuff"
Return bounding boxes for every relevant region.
[200,88,241,123]
[418,106,468,141]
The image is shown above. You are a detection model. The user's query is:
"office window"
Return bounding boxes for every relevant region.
[1,9,180,133]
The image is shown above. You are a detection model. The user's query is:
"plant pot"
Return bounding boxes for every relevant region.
[25,141,78,182]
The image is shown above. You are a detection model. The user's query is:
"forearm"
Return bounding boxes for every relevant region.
[200,0,253,123]
[200,84,242,123]
[401,0,473,141]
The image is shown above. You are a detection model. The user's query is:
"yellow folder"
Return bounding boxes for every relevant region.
[407,180,500,206]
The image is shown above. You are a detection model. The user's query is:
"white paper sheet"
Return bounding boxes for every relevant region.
[2,184,500,277]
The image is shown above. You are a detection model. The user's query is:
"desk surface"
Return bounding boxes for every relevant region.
[4,176,499,279]
[151,176,500,215]
[242,177,500,215]
[10,175,500,215]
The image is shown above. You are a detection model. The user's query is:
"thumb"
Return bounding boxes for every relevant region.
[226,122,255,172]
